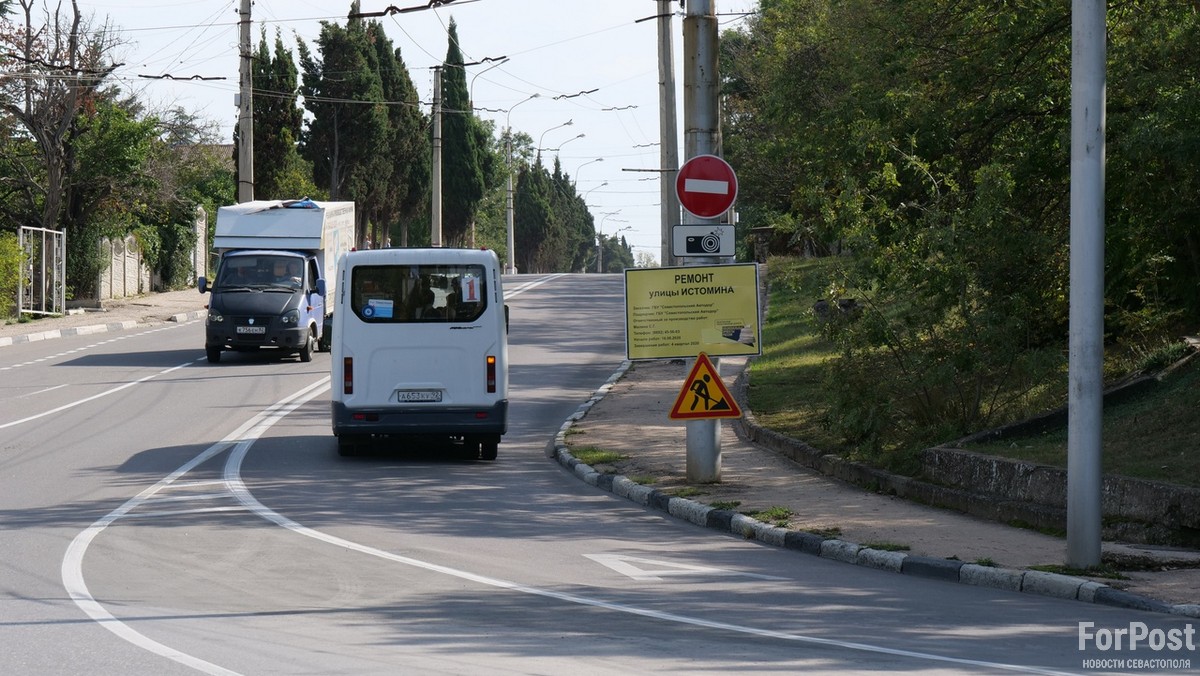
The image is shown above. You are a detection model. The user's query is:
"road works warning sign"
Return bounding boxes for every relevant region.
[669,353,742,420]
[624,263,761,361]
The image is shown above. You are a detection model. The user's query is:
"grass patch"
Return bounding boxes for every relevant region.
[969,355,1200,488]
[805,526,843,539]
[974,558,997,567]
[862,542,910,552]
[747,506,794,527]
[571,447,627,466]
[628,475,657,485]
[671,486,705,498]
[709,500,741,511]
[747,258,845,451]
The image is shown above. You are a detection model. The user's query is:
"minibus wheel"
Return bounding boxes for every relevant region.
[480,439,498,461]
[337,435,363,457]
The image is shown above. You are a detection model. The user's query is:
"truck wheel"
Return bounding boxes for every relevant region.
[206,347,221,363]
[299,329,315,362]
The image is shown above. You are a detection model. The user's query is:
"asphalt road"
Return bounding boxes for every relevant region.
[2,273,1196,675]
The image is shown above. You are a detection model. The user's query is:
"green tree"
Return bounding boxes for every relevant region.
[246,27,314,201]
[439,19,488,247]
[363,20,428,248]
[298,3,388,246]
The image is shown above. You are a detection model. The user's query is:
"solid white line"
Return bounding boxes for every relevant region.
[114,506,249,519]
[61,377,331,676]
[504,273,565,297]
[0,360,200,429]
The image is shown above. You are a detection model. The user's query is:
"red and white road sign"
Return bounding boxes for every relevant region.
[675,154,738,219]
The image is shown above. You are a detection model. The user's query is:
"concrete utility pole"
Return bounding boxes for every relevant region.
[682,0,723,483]
[236,0,253,203]
[657,0,682,268]
[1067,0,1106,569]
[431,66,443,248]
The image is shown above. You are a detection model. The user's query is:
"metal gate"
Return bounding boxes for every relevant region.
[19,226,66,317]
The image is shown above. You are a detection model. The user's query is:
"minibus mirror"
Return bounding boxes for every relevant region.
[504,305,510,334]
[198,276,208,294]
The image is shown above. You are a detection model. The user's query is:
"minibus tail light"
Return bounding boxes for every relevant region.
[486,355,496,393]
[343,357,353,395]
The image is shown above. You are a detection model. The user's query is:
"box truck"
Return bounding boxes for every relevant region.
[330,248,508,460]
[198,198,355,364]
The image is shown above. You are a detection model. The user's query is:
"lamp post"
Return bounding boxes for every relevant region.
[573,157,603,186]
[597,213,626,273]
[536,120,572,162]
[582,181,608,204]
[469,56,509,107]
[542,133,584,154]
[505,93,540,275]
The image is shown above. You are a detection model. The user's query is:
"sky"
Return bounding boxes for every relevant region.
[75,0,760,266]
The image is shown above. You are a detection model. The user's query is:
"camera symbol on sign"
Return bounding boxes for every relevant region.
[685,230,722,254]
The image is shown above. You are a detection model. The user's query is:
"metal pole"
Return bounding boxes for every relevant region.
[1067,0,1106,569]
[236,0,253,203]
[504,94,539,274]
[431,67,443,248]
[683,0,722,483]
[658,0,681,268]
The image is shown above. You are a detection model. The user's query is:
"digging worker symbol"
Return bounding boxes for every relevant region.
[688,374,731,412]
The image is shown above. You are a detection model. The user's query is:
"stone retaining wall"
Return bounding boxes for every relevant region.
[733,371,1200,547]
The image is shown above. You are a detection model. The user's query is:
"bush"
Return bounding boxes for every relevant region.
[0,231,19,320]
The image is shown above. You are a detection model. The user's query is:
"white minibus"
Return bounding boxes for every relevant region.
[331,248,508,460]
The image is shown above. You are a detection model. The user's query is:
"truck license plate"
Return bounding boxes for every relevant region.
[237,326,266,334]
[394,390,442,403]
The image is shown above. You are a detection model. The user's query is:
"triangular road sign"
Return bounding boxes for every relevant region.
[669,352,742,420]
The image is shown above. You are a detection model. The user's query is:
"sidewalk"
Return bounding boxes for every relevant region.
[0,288,208,345]
[555,358,1200,616]
[5,291,1199,615]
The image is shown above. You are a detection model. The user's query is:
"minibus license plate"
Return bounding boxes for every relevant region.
[237,326,266,334]
[395,390,442,403]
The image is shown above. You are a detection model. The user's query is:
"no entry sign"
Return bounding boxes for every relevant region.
[676,154,738,219]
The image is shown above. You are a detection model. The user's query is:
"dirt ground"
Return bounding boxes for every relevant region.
[564,358,1200,609]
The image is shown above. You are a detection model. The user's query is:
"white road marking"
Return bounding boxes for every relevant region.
[0,359,199,429]
[584,553,787,582]
[61,378,330,676]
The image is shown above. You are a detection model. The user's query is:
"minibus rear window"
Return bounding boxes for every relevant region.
[350,264,488,323]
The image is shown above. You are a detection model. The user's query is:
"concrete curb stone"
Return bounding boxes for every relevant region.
[551,360,1200,617]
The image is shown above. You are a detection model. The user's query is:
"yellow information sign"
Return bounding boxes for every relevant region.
[669,353,742,420]
[625,263,761,360]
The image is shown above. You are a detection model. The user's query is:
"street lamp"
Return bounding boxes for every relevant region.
[505,93,540,275]
[469,56,509,107]
[543,133,584,153]
[583,181,608,204]
[536,120,572,162]
[597,216,628,273]
[573,157,603,186]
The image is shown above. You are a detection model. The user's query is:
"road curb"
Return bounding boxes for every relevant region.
[0,310,206,349]
[552,360,1200,618]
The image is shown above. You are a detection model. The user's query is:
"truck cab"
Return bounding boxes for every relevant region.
[199,250,326,363]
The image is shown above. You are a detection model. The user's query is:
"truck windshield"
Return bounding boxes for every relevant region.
[351,264,487,323]
[216,255,303,289]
